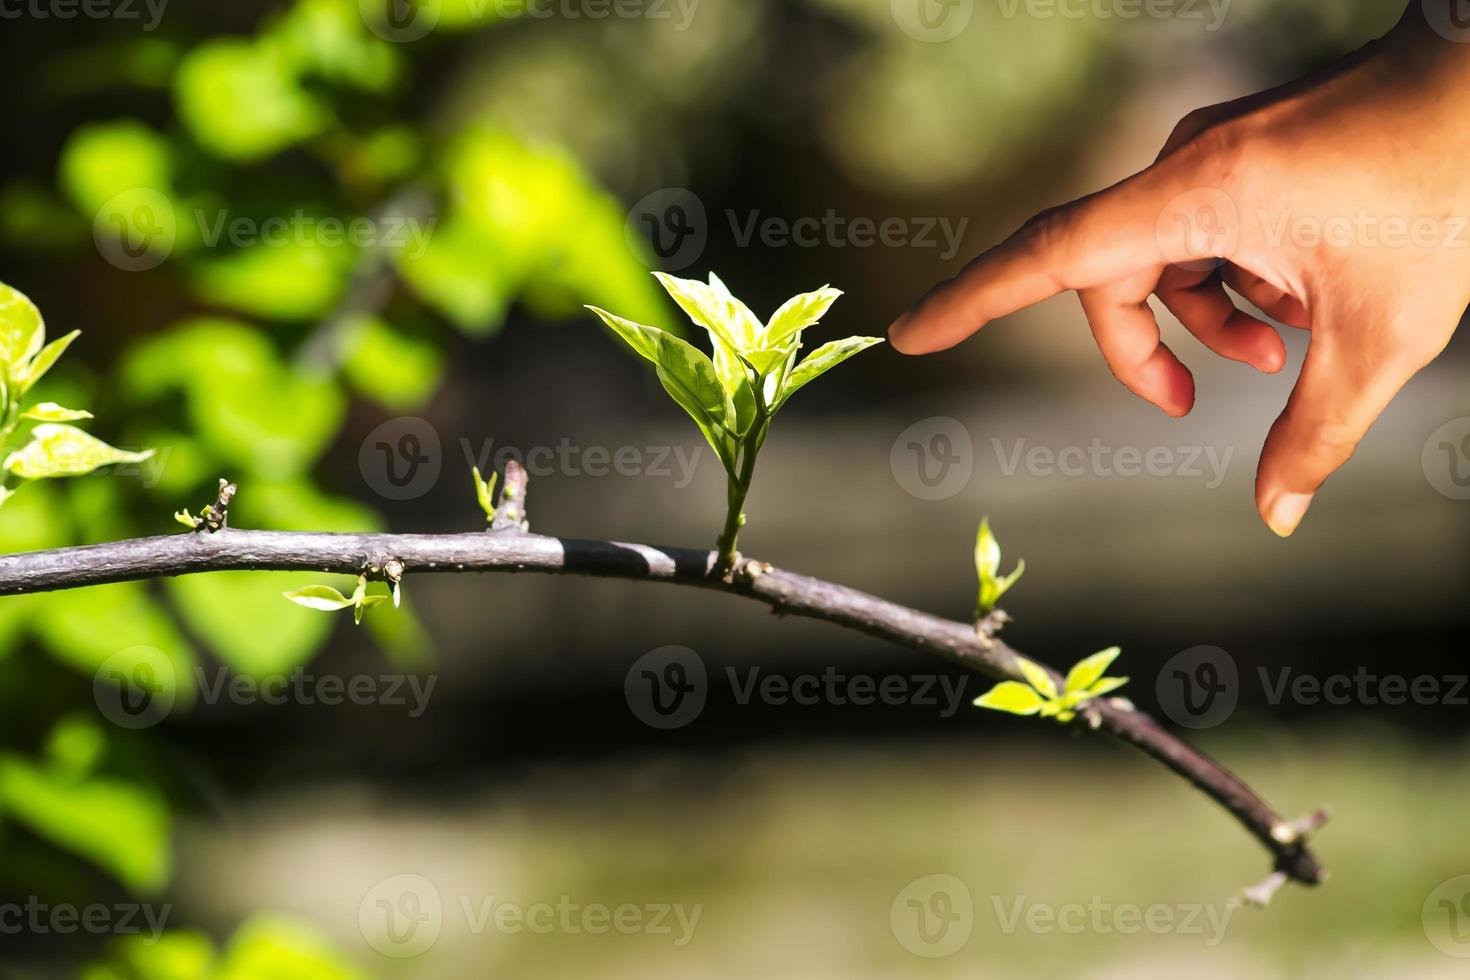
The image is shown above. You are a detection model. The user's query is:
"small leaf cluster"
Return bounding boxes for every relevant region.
[283,573,395,625]
[0,282,153,508]
[588,272,882,561]
[974,516,1024,617]
[975,648,1129,724]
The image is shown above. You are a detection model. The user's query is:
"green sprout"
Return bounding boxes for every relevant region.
[588,272,883,570]
[975,647,1130,724]
[282,574,390,625]
[974,516,1024,618]
[472,465,497,523]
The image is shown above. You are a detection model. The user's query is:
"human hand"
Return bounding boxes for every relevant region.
[889,6,1470,536]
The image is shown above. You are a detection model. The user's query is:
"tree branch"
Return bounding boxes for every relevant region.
[0,492,1328,889]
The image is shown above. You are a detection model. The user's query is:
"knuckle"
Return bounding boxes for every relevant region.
[1173,119,1255,191]
[1018,206,1076,269]
[1299,421,1362,472]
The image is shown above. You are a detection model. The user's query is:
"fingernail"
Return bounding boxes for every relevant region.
[1266,492,1313,538]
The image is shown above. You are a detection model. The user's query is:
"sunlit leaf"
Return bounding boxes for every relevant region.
[765,286,843,345]
[281,584,354,612]
[21,402,93,422]
[773,336,882,410]
[0,280,45,374]
[974,680,1045,716]
[17,329,80,394]
[1086,676,1130,698]
[974,516,1025,615]
[1016,658,1058,700]
[1064,646,1122,694]
[4,424,153,480]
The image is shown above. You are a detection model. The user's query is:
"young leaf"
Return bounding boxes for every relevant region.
[282,585,354,612]
[20,403,94,423]
[471,466,497,522]
[353,594,388,625]
[585,305,662,363]
[0,282,45,376]
[1015,658,1058,700]
[706,272,763,346]
[712,342,758,436]
[17,329,80,394]
[1085,676,1130,698]
[652,273,745,351]
[974,680,1045,716]
[974,516,1026,615]
[765,286,843,345]
[4,425,154,480]
[772,337,883,411]
[648,331,738,471]
[1065,647,1122,694]
[174,509,202,529]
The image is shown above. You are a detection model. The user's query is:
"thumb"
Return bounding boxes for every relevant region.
[1255,332,1415,537]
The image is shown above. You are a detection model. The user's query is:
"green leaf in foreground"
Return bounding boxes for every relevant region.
[4,424,154,480]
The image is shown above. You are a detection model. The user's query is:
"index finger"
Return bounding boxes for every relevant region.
[888,160,1230,354]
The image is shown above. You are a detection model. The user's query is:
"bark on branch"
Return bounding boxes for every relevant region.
[0,492,1327,888]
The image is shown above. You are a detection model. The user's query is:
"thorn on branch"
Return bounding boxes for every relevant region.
[1270,808,1331,846]
[975,608,1012,651]
[490,460,529,532]
[1235,870,1290,909]
[202,479,236,532]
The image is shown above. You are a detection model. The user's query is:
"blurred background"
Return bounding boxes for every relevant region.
[2,0,1470,976]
